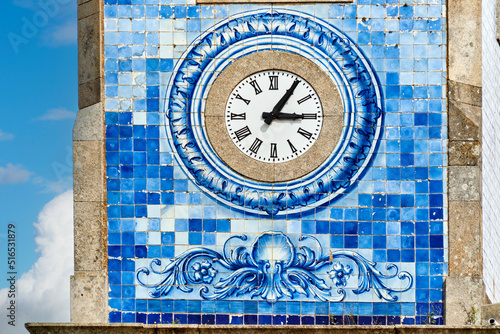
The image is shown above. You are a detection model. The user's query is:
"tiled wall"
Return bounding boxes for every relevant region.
[103,0,447,325]
[482,0,500,304]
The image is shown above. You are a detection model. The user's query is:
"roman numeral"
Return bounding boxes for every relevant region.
[249,138,263,154]
[230,113,246,120]
[234,126,252,142]
[235,94,251,105]
[270,143,278,158]
[302,113,317,119]
[249,80,262,95]
[297,127,312,140]
[269,76,278,90]
[297,95,312,104]
[287,139,297,153]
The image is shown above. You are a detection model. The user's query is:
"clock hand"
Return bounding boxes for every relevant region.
[261,112,304,120]
[264,79,300,125]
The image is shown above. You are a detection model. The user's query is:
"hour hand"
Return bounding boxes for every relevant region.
[262,112,304,120]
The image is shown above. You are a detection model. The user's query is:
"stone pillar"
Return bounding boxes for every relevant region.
[445,0,485,325]
[71,0,108,323]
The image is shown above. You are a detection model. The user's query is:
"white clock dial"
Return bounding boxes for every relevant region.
[225,70,323,163]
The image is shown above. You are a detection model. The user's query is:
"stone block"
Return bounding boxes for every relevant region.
[73,103,104,141]
[78,0,101,20]
[74,201,106,272]
[448,80,482,107]
[445,276,485,325]
[448,166,481,201]
[448,201,482,276]
[73,141,104,202]
[448,0,482,87]
[449,141,481,166]
[79,77,102,110]
[78,0,94,5]
[70,272,108,323]
[78,13,101,86]
[482,303,500,326]
[448,100,481,141]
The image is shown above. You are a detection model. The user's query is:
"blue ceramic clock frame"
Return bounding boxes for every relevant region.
[165,9,383,216]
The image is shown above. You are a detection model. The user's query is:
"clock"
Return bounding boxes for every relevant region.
[204,50,342,183]
[225,69,323,164]
[165,9,383,215]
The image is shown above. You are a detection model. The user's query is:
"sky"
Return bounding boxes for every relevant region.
[0,0,78,331]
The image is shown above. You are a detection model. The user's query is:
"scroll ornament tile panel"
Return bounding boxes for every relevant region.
[104,0,447,326]
[137,231,413,302]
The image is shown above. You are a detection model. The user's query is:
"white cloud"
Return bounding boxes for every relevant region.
[13,0,76,15]
[36,108,76,121]
[45,20,77,46]
[12,0,39,10]
[32,175,72,194]
[0,163,31,184]
[0,129,14,141]
[0,190,74,333]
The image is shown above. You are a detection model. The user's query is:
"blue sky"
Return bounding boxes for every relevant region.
[0,0,77,290]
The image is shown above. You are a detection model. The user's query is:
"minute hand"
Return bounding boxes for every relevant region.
[264,79,300,125]
[262,112,304,120]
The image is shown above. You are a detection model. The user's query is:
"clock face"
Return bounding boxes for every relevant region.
[203,50,345,183]
[225,70,323,163]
